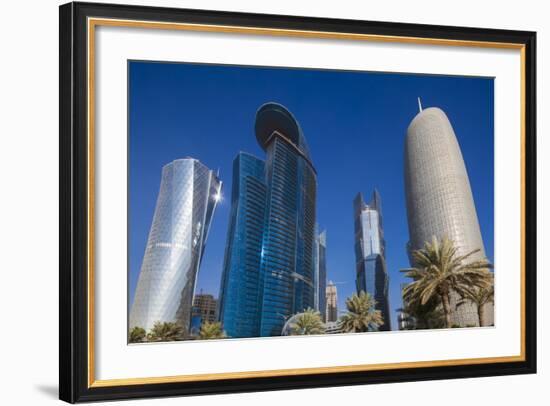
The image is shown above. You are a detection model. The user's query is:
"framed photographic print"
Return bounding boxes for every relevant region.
[59,2,537,403]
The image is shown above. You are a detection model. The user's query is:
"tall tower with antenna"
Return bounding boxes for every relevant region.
[403,103,492,327]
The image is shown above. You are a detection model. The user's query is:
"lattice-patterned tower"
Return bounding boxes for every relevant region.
[130,158,221,336]
[404,105,492,327]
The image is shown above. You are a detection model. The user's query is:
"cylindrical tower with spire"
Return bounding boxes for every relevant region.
[404,105,491,327]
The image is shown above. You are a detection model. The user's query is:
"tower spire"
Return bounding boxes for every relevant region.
[417,97,423,113]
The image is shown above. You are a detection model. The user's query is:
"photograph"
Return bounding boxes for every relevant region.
[56,2,536,402]
[127,61,495,343]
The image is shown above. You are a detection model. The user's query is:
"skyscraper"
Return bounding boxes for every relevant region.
[219,102,317,337]
[404,105,491,326]
[256,103,317,336]
[190,293,218,335]
[218,152,267,338]
[326,281,338,323]
[353,191,391,331]
[314,229,328,322]
[129,158,222,336]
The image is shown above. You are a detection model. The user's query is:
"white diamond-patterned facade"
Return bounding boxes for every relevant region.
[129,158,222,334]
[404,107,493,327]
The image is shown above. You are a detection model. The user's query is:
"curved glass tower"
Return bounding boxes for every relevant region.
[354,191,391,331]
[218,152,267,338]
[219,103,317,337]
[256,103,317,336]
[404,106,490,326]
[129,158,221,336]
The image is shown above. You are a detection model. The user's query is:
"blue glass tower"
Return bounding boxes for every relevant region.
[218,153,267,338]
[219,103,317,337]
[256,103,317,336]
[353,190,391,331]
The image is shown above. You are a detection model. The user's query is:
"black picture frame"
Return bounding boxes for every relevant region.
[59,1,537,403]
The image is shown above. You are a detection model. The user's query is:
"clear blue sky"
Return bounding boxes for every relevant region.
[128,61,494,329]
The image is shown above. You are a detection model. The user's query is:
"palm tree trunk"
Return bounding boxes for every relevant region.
[478,304,485,327]
[441,293,453,328]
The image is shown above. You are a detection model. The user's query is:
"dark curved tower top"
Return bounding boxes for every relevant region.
[254,102,313,166]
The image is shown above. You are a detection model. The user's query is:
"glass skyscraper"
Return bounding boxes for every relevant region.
[353,190,391,331]
[218,152,267,338]
[219,102,317,337]
[404,106,491,326]
[129,158,222,336]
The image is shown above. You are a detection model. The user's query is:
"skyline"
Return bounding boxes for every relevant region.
[129,61,494,330]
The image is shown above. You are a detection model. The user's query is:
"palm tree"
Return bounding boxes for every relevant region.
[285,308,325,335]
[404,297,446,330]
[459,276,494,326]
[399,296,446,330]
[401,237,493,328]
[147,321,184,342]
[338,291,384,333]
[129,326,146,343]
[198,321,226,340]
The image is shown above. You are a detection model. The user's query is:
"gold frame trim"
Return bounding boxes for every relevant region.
[87,17,527,388]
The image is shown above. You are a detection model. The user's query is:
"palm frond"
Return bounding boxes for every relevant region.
[338,291,384,333]
[401,237,494,328]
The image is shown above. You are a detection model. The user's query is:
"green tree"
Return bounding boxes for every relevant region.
[147,321,184,342]
[459,276,495,326]
[399,296,446,330]
[402,237,493,328]
[338,291,384,333]
[286,308,326,335]
[199,321,226,340]
[129,326,146,343]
